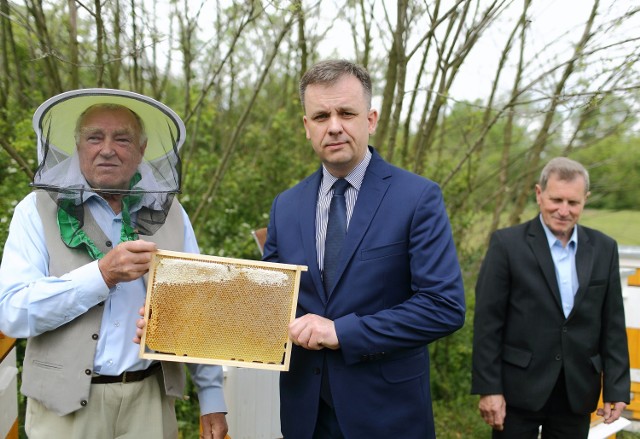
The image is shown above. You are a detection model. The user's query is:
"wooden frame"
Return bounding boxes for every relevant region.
[139,250,306,371]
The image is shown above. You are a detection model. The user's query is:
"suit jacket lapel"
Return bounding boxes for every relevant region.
[327,150,391,297]
[571,225,593,318]
[526,217,563,311]
[299,169,326,300]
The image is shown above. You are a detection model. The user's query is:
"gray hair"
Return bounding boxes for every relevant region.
[74,103,148,145]
[539,157,590,193]
[299,59,373,110]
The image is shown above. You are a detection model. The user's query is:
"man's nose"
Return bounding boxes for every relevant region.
[328,115,343,135]
[99,140,116,156]
[558,203,570,216]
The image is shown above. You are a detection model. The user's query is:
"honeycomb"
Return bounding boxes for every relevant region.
[140,250,306,371]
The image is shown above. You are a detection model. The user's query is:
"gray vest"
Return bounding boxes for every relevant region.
[22,190,187,416]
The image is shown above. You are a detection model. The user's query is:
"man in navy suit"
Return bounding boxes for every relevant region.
[471,157,630,438]
[262,59,466,438]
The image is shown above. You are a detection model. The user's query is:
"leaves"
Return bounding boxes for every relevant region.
[1,1,640,437]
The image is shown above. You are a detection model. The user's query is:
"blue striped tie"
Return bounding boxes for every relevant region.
[323,179,350,291]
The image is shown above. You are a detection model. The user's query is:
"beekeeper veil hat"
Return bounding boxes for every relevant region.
[32,88,185,236]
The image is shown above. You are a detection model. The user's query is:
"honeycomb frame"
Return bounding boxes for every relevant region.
[139,249,307,371]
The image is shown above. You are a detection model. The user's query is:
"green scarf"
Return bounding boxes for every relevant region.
[57,173,142,260]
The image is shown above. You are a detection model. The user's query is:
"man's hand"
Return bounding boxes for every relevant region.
[288,314,339,350]
[133,306,146,344]
[597,401,626,424]
[200,412,228,439]
[479,394,506,431]
[98,240,157,288]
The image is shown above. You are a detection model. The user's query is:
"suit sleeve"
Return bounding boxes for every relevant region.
[471,231,510,395]
[601,242,631,403]
[334,183,466,365]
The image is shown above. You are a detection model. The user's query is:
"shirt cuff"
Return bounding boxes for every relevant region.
[197,384,228,415]
[62,260,111,305]
[188,363,228,415]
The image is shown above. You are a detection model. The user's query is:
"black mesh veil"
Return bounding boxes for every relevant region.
[31,89,185,236]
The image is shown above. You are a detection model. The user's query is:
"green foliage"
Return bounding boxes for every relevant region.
[182,101,317,259]
[175,376,201,439]
[429,307,474,401]
[433,396,489,438]
[0,112,37,261]
[573,134,640,210]
[1,1,640,437]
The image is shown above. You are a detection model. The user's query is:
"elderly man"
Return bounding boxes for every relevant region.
[472,157,630,438]
[0,89,228,439]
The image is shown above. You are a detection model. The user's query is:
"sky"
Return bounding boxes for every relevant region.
[151,0,639,108]
[311,0,639,103]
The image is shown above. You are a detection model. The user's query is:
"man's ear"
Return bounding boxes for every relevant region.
[534,184,542,205]
[303,116,311,140]
[139,140,148,158]
[367,108,379,134]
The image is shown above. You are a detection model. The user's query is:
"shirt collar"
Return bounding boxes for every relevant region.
[539,214,578,249]
[321,147,372,195]
[80,186,144,215]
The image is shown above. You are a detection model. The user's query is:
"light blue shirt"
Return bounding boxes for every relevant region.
[539,215,579,318]
[0,191,226,415]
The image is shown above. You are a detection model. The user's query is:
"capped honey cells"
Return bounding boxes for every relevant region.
[139,249,306,371]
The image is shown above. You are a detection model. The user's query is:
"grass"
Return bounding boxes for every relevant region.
[580,209,640,246]
[463,207,640,252]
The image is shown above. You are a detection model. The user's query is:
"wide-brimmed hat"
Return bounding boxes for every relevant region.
[32,88,185,197]
[33,88,186,163]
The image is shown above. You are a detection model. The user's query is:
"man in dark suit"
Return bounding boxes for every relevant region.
[471,157,630,438]
[262,59,466,438]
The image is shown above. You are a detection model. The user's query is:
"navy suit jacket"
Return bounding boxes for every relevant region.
[471,217,630,413]
[263,148,466,438]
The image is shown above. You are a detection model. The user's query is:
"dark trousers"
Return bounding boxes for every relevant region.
[313,398,345,439]
[494,370,591,439]
[313,355,345,439]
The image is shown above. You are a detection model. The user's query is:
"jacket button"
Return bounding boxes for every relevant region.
[106,240,112,247]
[84,369,91,375]
[313,368,321,375]
[80,400,88,406]
[92,333,99,340]
[562,327,568,333]
[555,354,561,360]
